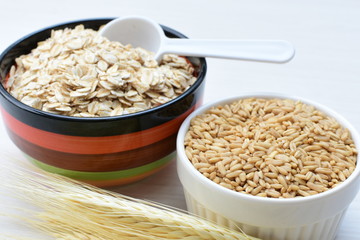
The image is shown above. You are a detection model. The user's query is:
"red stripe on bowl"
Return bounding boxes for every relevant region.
[7,128,177,172]
[0,104,196,154]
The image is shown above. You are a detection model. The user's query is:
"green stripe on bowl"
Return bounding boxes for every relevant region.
[26,152,175,181]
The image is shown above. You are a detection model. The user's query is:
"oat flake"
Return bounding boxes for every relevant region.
[7,25,197,117]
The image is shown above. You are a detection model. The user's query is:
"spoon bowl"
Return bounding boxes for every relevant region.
[99,16,295,63]
[99,16,164,58]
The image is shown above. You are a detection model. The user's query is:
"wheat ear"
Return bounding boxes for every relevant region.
[3,161,258,240]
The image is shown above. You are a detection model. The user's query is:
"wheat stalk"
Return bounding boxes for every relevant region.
[2,160,258,240]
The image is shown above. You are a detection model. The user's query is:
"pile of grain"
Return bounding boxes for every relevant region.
[6,25,197,117]
[184,98,357,198]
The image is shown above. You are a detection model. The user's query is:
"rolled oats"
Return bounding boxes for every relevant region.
[6,25,197,117]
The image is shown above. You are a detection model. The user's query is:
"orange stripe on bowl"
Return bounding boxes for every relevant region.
[0,104,198,154]
[8,127,177,172]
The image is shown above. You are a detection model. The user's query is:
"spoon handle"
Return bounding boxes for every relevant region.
[161,39,295,63]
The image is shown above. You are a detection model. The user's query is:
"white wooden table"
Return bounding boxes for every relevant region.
[1,0,360,239]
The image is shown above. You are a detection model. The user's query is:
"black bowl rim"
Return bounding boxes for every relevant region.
[0,17,207,123]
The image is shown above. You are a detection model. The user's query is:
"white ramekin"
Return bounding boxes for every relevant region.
[176,92,360,240]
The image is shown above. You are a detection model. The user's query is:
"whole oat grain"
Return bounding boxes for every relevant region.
[6,25,197,117]
[184,98,357,198]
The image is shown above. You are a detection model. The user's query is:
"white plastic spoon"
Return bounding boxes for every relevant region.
[99,16,295,63]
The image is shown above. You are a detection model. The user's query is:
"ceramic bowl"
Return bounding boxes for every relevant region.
[0,18,207,187]
[177,92,360,240]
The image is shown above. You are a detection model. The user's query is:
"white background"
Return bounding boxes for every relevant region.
[0,0,360,239]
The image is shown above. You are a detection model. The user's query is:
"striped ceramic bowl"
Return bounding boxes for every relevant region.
[0,18,207,187]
